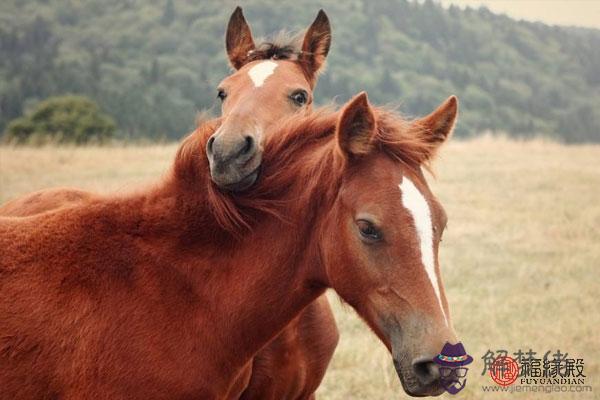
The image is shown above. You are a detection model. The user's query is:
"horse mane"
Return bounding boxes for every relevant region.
[247,31,303,62]
[171,117,253,235]
[232,106,438,230]
[260,106,440,185]
[171,114,298,238]
[171,105,438,238]
[373,109,441,172]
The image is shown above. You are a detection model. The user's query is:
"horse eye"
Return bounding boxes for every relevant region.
[217,89,227,101]
[290,90,308,106]
[357,220,382,243]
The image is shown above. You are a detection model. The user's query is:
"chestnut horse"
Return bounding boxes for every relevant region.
[0,7,336,399]
[0,92,459,398]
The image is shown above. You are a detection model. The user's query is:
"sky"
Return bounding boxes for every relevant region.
[438,0,600,29]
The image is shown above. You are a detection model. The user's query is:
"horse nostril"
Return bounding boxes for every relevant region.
[240,136,254,156]
[412,358,440,386]
[208,133,255,165]
[206,136,216,156]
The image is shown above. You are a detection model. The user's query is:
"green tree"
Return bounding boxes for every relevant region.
[160,0,176,26]
[4,95,116,144]
[0,0,599,142]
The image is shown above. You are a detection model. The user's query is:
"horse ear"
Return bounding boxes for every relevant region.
[226,7,256,70]
[414,96,458,146]
[337,92,376,158]
[299,10,331,83]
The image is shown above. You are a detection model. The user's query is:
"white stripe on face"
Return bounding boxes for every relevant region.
[248,60,278,87]
[399,176,448,326]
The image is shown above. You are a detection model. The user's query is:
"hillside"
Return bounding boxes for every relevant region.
[1,0,599,142]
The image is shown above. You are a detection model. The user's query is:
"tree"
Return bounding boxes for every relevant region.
[160,0,176,26]
[4,95,116,144]
[0,0,599,142]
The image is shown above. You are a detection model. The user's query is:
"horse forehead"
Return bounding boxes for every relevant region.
[399,175,431,218]
[247,60,279,87]
[398,175,448,326]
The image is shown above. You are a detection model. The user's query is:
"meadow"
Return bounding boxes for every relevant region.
[1,137,598,399]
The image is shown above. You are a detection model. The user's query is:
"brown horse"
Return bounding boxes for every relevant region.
[206,10,338,398]
[0,92,459,398]
[0,7,337,400]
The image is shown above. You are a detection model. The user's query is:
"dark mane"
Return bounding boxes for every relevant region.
[174,106,437,237]
[246,31,303,62]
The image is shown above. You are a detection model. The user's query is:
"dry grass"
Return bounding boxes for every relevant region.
[1,137,598,399]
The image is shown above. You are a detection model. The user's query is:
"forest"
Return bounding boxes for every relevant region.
[1,0,599,142]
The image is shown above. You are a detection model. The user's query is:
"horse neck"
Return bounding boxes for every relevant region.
[190,137,343,371]
[104,127,341,374]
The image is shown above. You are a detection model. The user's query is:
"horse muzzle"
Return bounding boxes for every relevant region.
[388,326,446,397]
[206,130,262,191]
[392,354,445,397]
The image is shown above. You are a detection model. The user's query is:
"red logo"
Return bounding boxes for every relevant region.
[489,356,519,386]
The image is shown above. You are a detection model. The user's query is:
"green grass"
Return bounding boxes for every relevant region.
[1,136,599,399]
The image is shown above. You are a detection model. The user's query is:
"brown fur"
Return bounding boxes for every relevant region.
[217,10,339,399]
[240,296,337,400]
[0,102,337,400]
[204,95,458,233]
[0,188,94,217]
[0,9,338,400]
[0,94,459,398]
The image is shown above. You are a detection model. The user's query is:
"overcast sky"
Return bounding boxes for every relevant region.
[438,0,600,29]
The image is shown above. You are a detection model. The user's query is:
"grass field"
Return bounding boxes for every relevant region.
[1,137,599,399]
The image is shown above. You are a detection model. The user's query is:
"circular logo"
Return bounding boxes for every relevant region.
[489,356,519,386]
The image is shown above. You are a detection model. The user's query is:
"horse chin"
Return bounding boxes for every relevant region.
[215,165,261,192]
[393,364,445,397]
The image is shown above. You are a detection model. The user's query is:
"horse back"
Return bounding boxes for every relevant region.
[0,188,94,217]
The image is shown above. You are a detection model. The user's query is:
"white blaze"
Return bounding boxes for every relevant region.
[399,176,448,326]
[248,60,278,87]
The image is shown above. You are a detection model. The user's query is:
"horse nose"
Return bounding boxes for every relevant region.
[206,135,216,156]
[240,136,254,156]
[207,132,256,166]
[412,357,441,386]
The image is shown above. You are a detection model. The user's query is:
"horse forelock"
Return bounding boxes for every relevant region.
[246,31,303,63]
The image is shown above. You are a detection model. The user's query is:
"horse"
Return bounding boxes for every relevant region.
[206,7,331,191]
[0,91,460,398]
[0,7,337,399]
